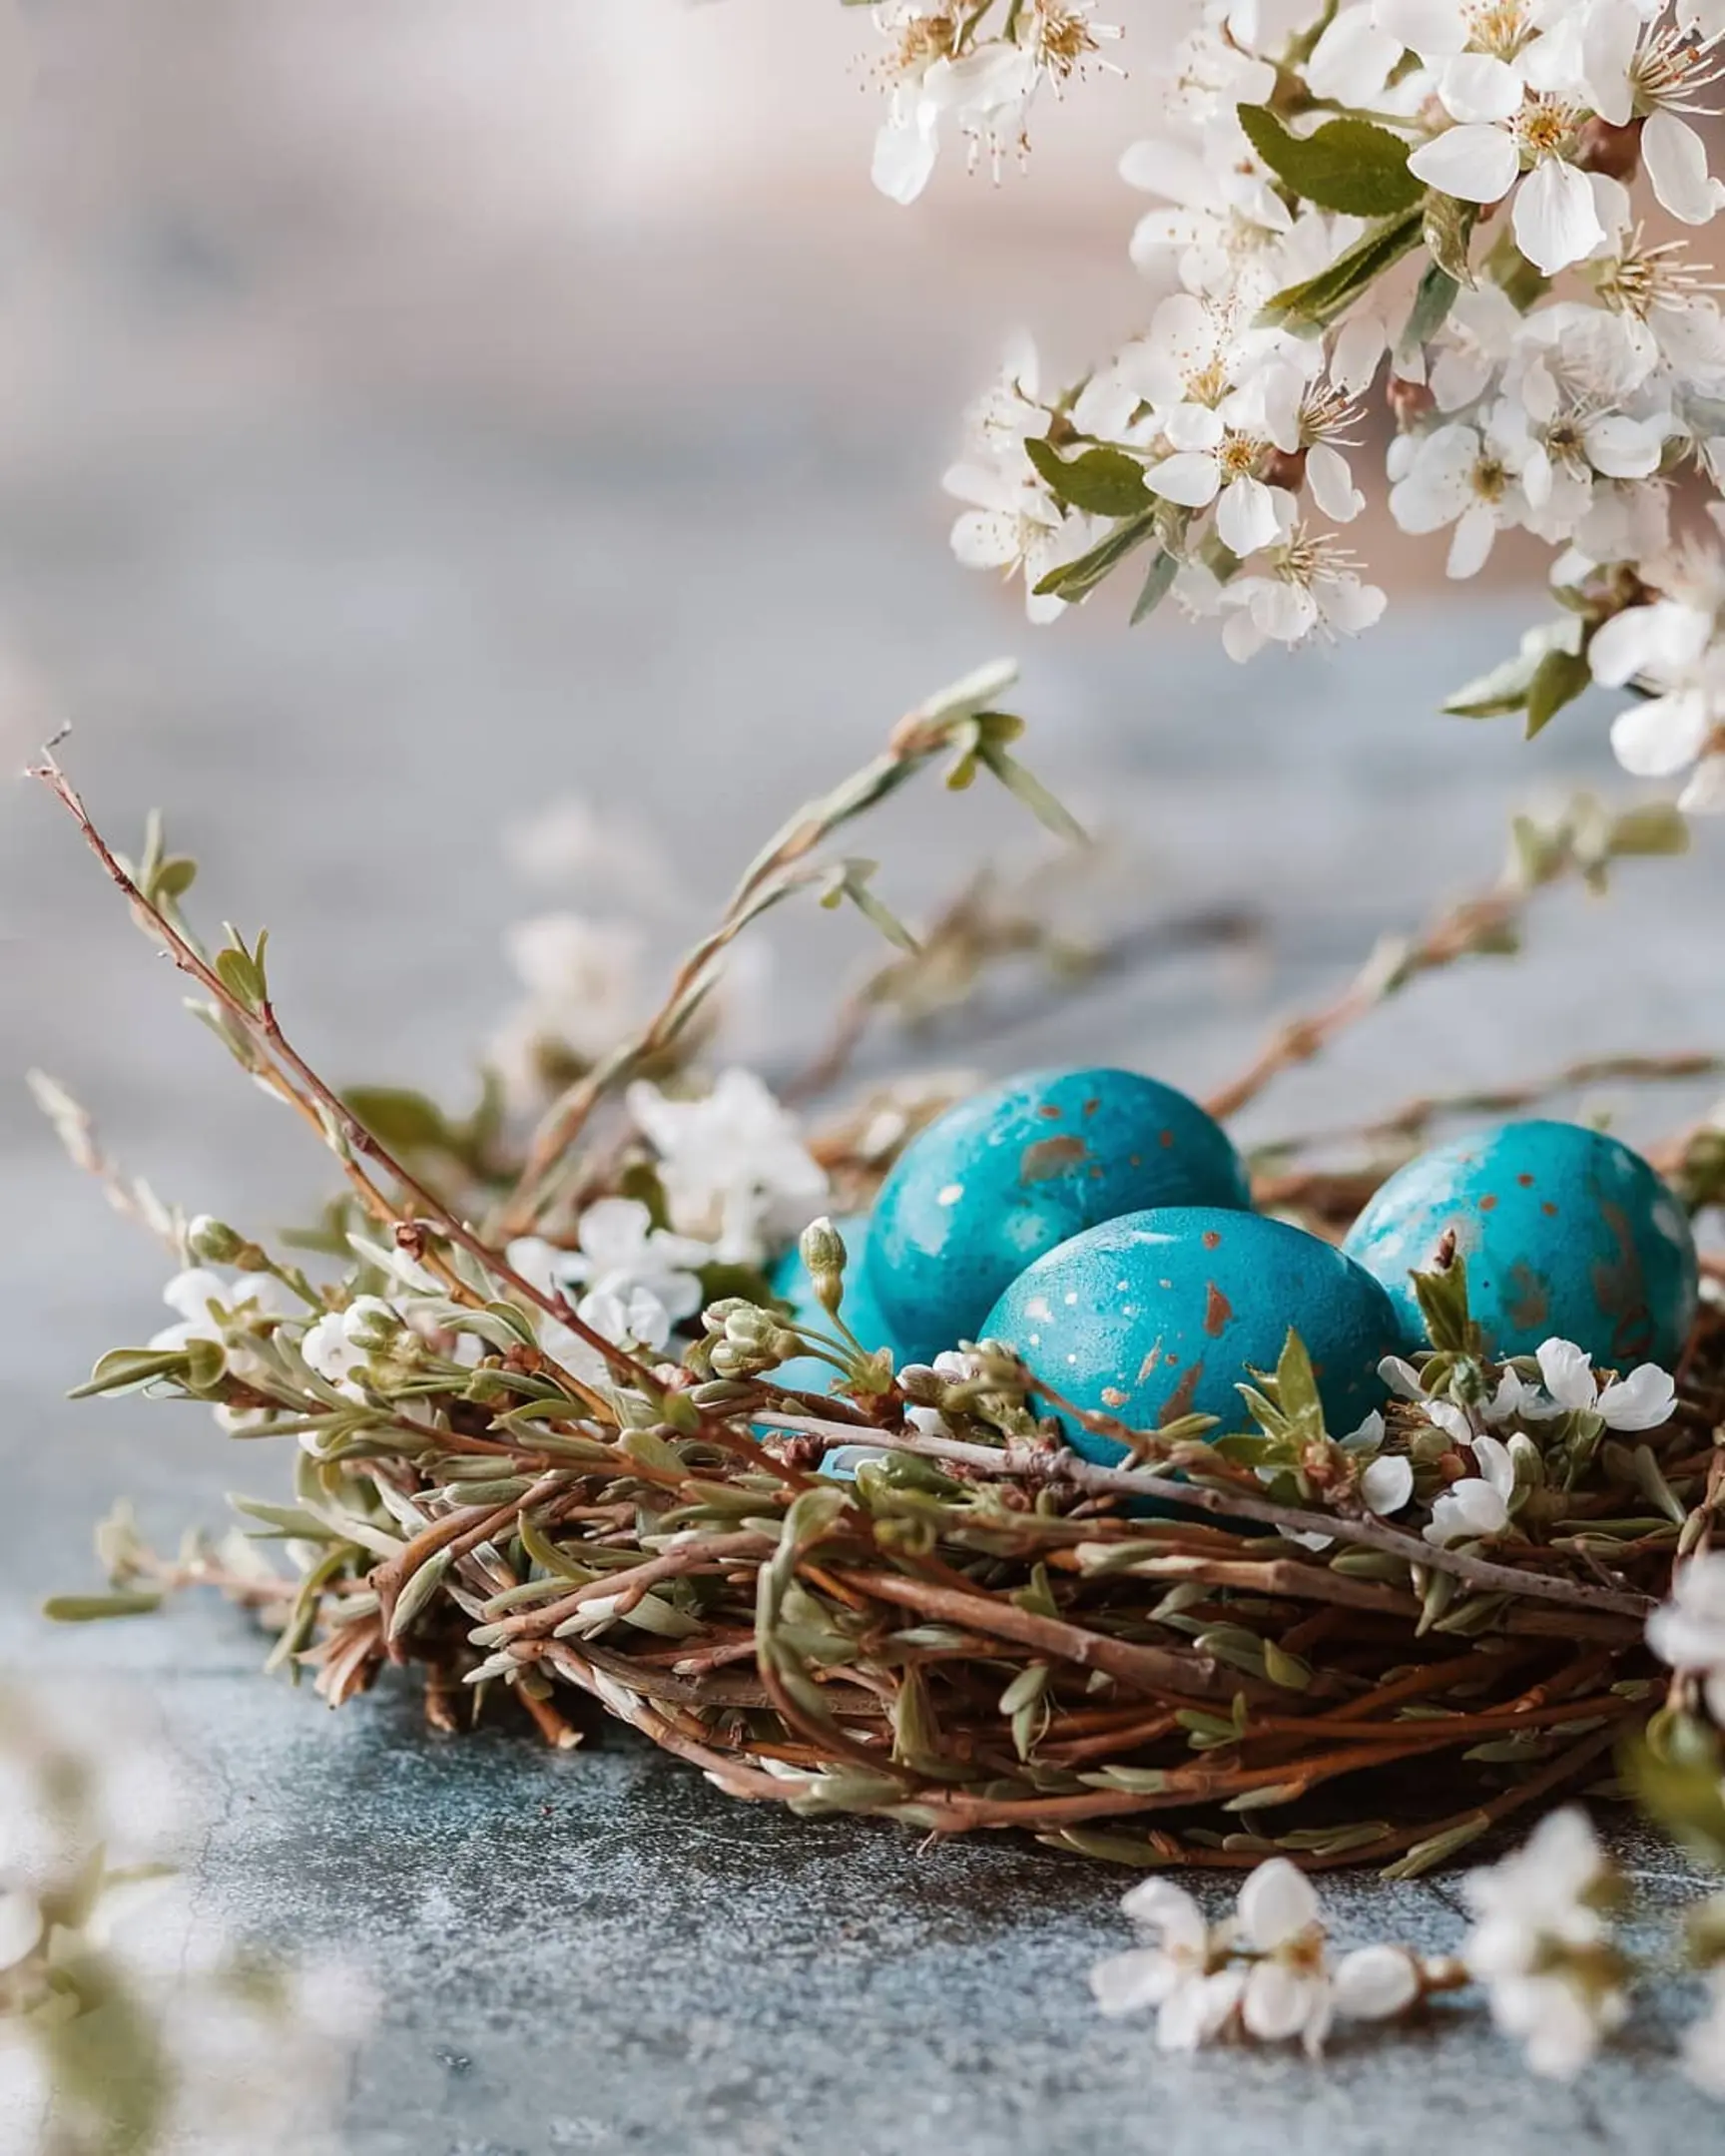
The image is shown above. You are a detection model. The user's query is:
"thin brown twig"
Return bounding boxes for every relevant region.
[751,1413,1657,1618]
[30,752,807,1492]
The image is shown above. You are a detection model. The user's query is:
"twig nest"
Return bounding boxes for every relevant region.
[1342,1119,1698,1366]
[981,1206,1404,1462]
[865,1067,1249,1364]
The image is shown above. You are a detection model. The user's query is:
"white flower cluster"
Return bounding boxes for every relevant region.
[148,1074,827,1422]
[1380,1333,1676,1545]
[1090,1856,1430,2052]
[863,0,1725,806]
[867,1,1123,205]
[1459,1806,1629,2077]
[1092,1813,1723,2087]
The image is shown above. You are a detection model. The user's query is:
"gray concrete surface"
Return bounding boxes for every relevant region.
[3,394,1725,2153]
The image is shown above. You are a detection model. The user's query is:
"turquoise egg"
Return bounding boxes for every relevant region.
[1342,1118,1698,1367]
[981,1207,1402,1465]
[767,1212,904,1398]
[865,1067,1250,1366]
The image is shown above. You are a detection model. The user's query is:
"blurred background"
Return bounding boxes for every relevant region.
[1,7,1722,2147]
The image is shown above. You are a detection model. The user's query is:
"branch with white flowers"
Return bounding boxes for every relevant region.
[853,0,1725,807]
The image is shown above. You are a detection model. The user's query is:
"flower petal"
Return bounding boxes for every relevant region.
[1363,1453,1416,1515]
[1146,449,1221,508]
[1445,499,1498,579]
[1534,1338,1597,1413]
[1237,1857,1321,1951]
[1643,111,1725,228]
[1438,53,1523,124]
[1334,1943,1421,2020]
[1308,442,1365,521]
[1594,1362,1677,1430]
[1217,473,1284,556]
[1580,0,1640,127]
[1610,688,1711,778]
[1242,1960,1324,2043]
[1512,156,1605,275]
[1408,124,1520,206]
[1120,1876,1209,1955]
[1090,1947,1176,2015]
[871,112,939,207]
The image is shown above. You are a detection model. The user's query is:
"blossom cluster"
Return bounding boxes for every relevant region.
[862,0,1725,808]
[141,1068,831,1431]
[1093,1810,1725,2088]
[1377,1331,1676,1544]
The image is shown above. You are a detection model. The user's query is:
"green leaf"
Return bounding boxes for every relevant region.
[214,943,264,1012]
[341,1086,453,1153]
[1608,801,1690,858]
[976,743,1089,845]
[1524,645,1593,739]
[1130,548,1179,626]
[1260,208,1424,330]
[1412,1252,1478,1356]
[42,1591,165,1622]
[68,1348,192,1399]
[1401,262,1458,353]
[1237,105,1422,217]
[1024,437,1151,517]
[1442,646,1540,719]
[1032,509,1161,601]
[388,1546,453,1640]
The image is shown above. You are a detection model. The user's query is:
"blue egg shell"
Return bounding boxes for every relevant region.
[982,1207,1403,1465]
[865,1067,1251,1366]
[1342,1118,1698,1368]
[767,1212,904,1398]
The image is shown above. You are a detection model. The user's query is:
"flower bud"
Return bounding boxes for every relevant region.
[799,1215,849,1313]
[188,1215,256,1267]
[343,1296,404,1351]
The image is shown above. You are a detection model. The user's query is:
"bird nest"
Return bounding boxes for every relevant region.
[30,668,1725,1876]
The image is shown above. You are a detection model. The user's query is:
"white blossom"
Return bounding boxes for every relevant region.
[1589,596,1725,806]
[1211,528,1387,661]
[1425,1430,1516,1545]
[943,457,1104,622]
[1516,1336,1677,1426]
[1092,1857,1427,2054]
[1389,419,1535,578]
[488,911,644,1113]
[1235,1859,1334,2054]
[1646,1551,1725,1722]
[1460,1808,1627,2078]
[148,1266,298,1354]
[868,2,1119,204]
[1090,1877,1241,2048]
[626,1068,828,1265]
[555,1197,708,1327]
[300,1296,400,1400]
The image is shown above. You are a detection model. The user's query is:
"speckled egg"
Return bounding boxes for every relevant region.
[1342,1118,1698,1367]
[981,1207,1403,1464]
[767,1212,905,1398]
[864,1067,1251,1366]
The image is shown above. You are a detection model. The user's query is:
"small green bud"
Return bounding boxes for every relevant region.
[799,1215,848,1312]
[188,1215,259,1268]
[344,1296,404,1351]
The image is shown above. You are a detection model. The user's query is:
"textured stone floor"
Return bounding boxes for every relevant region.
[2,393,1724,2152]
